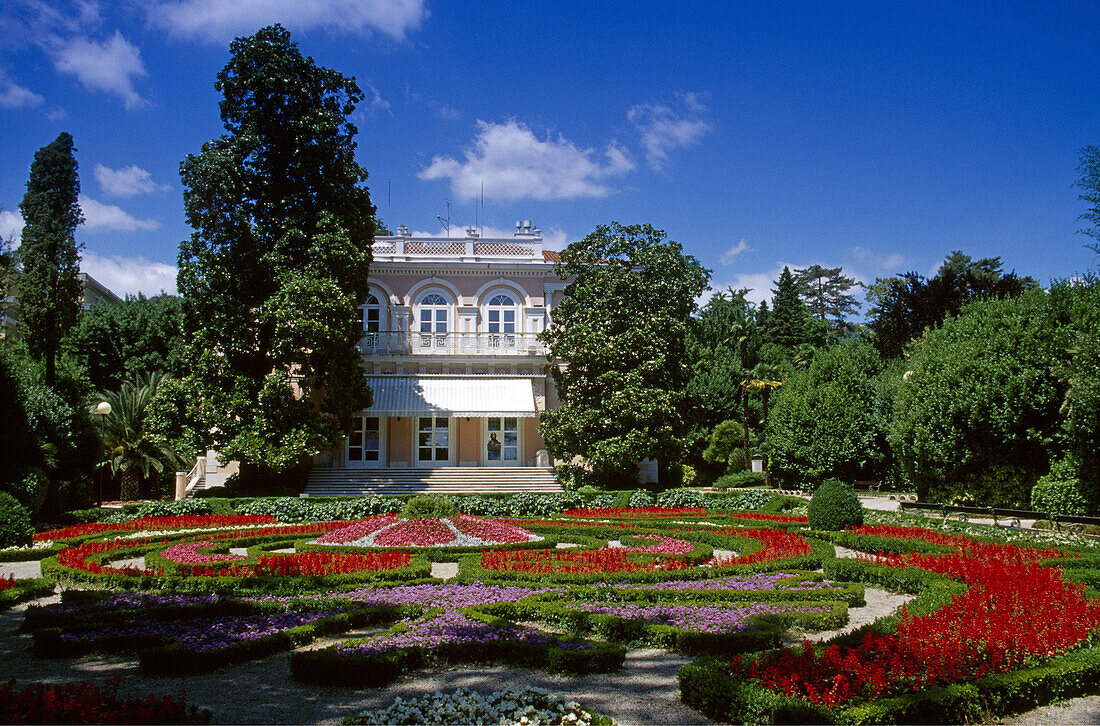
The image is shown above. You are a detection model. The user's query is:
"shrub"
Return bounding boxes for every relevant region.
[807,478,864,530]
[6,468,49,516]
[403,496,457,519]
[628,490,655,508]
[452,495,508,517]
[681,465,698,488]
[0,491,33,548]
[1031,456,1089,516]
[713,471,766,490]
[135,499,213,517]
[709,490,773,511]
[656,488,706,509]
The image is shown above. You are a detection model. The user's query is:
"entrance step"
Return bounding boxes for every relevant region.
[302,467,561,497]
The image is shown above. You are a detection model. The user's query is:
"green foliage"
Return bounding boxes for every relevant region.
[403,495,458,518]
[1076,144,1100,248]
[17,132,83,386]
[132,499,214,518]
[1057,280,1100,509]
[65,294,185,390]
[866,250,1038,359]
[96,372,182,501]
[764,340,889,488]
[793,264,862,334]
[708,490,773,510]
[1030,456,1089,516]
[765,266,822,349]
[655,488,706,508]
[702,419,750,472]
[889,291,1070,505]
[0,346,98,517]
[807,478,864,530]
[0,491,33,548]
[176,25,375,474]
[539,222,708,483]
[628,490,655,508]
[713,471,766,489]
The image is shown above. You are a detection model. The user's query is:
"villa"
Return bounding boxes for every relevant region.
[302,221,568,496]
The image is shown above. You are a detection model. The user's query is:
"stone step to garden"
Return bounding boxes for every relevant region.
[302,467,561,497]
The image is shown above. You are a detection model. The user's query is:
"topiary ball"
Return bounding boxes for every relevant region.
[0,491,34,548]
[807,478,864,531]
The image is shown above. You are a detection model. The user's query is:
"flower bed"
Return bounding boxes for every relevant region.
[344,687,610,726]
[0,677,207,724]
[615,535,695,555]
[313,515,397,544]
[482,547,690,574]
[160,542,246,565]
[35,515,278,542]
[562,506,707,518]
[705,528,814,565]
[713,531,1100,715]
[183,550,412,577]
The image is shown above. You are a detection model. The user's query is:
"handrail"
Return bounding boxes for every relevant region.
[900,500,1100,532]
[184,456,205,495]
[359,331,546,356]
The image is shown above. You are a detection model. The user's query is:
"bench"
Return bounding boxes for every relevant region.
[852,480,882,494]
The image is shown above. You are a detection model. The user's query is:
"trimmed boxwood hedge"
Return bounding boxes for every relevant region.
[0,578,54,609]
[290,612,626,687]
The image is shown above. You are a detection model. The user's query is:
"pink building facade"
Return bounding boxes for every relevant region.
[326,222,566,471]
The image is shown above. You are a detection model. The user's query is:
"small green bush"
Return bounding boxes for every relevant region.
[713,471,766,490]
[0,492,34,548]
[403,496,457,518]
[5,468,49,516]
[1030,456,1089,516]
[134,498,213,517]
[628,490,655,508]
[807,478,864,530]
[656,488,706,508]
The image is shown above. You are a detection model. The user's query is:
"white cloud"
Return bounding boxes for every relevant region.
[0,211,25,242]
[50,31,147,109]
[0,73,44,108]
[366,83,391,115]
[628,92,711,170]
[79,195,160,232]
[81,250,178,296]
[719,239,749,265]
[418,120,635,202]
[851,246,907,274]
[94,164,168,197]
[148,0,427,42]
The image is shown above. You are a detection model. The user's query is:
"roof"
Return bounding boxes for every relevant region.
[364,376,539,417]
[542,250,562,263]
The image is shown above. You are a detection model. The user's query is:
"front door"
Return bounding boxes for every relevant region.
[484,417,520,466]
[416,416,453,467]
[346,416,385,468]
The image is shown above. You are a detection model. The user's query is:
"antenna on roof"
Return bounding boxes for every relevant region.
[436,197,451,238]
[480,181,484,237]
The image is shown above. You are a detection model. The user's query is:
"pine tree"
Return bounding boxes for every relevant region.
[793,264,861,331]
[766,266,813,348]
[18,132,84,386]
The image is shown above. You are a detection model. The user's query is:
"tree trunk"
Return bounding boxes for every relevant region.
[741,387,751,472]
[762,388,774,488]
[120,467,141,502]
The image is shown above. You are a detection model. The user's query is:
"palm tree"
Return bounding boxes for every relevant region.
[741,363,785,486]
[95,372,182,501]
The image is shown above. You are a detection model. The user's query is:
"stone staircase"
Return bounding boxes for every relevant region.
[302,467,561,497]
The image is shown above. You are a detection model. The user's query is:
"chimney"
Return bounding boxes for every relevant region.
[396,225,411,237]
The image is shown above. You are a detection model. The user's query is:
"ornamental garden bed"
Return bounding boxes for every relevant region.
[4,497,1100,724]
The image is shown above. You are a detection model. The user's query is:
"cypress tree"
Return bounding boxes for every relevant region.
[18,132,84,386]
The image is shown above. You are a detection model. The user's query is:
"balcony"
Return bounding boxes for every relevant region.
[360,332,547,357]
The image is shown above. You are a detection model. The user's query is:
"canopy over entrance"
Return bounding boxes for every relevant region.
[363,376,539,418]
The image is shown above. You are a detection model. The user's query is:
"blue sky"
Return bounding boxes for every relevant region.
[1,1,1098,305]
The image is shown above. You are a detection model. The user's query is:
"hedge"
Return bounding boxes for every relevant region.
[0,578,54,609]
[290,612,626,687]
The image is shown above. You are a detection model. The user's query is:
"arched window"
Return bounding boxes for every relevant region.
[418,292,449,333]
[486,293,517,334]
[361,293,382,333]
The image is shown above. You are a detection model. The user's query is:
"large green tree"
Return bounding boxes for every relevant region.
[764,266,824,350]
[793,264,861,333]
[17,132,84,386]
[1076,145,1100,253]
[176,25,375,475]
[539,223,708,486]
[889,290,1070,506]
[96,372,181,501]
[764,339,889,488]
[65,294,185,389]
[866,251,1037,359]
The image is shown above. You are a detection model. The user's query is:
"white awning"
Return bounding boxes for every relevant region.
[364,377,539,418]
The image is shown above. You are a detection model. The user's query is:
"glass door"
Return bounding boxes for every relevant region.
[416,416,452,467]
[346,416,384,468]
[484,417,520,466]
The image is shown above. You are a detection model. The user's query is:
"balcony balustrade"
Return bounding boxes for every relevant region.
[359,331,546,357]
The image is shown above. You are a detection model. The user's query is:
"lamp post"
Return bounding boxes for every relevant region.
[95,401,111,506]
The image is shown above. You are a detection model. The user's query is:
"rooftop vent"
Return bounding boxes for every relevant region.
[396,225,411,237]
